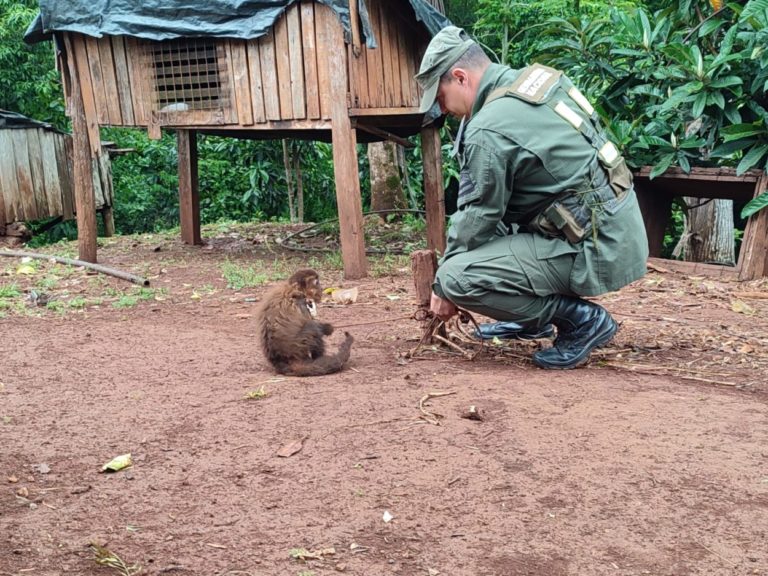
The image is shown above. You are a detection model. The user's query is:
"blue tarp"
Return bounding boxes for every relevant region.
[24,0,450,47]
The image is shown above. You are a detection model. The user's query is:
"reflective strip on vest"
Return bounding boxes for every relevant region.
[599,141,620,164]
[567,86,594,117]
[554,100,583,130]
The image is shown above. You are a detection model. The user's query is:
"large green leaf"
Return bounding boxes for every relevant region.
[741,191,768,219]
[708,76,744,89]
[692,92,707,117]
[739,0,768,24]
[710,139,755,158]
[698,19,724,38]
[649,154,676,179]
[736,143,768,175]
[721,123,766,142]
[708,91,726,110]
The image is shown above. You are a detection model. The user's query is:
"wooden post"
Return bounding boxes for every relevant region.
[634,181,673,258]
[738,171,768,280]
[411,249,437,309]
[64,34,99,263]
[101,207,115,237]
[323,6,367,278]
[177,129,201,245]
[421,125,446,255]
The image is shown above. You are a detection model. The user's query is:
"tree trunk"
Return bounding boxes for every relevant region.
[293,153,304,224]
[674,197,735,265]
[368,141,407,215]
[282,139,295,222]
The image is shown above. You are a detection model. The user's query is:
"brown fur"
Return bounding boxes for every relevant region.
[256,269,353,376]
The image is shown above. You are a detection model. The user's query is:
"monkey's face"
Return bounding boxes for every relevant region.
[292,293,318,318]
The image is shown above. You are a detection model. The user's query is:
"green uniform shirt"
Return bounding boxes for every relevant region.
[439,63,648,298]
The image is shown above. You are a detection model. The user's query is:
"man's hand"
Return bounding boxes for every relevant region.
[430,291,458,321]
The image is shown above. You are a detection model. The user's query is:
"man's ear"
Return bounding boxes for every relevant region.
[452,68,469,86]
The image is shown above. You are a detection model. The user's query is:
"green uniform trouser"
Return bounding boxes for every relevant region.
[434,232,579,328]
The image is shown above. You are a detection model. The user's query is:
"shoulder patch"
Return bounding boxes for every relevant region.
[456,169,480,209]
[509,64,562,104]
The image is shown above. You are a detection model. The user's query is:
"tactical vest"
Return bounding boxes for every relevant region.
[484,64,633,243]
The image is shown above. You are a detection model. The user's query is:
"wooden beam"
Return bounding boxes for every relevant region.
[349,0,362,57]
[647,257,738,280]
[349,106,421,116]
[420,125,446,255]
[352,121,415,148]
[64,33,99,263]
[322,5,367,278]
[177,129,201,245]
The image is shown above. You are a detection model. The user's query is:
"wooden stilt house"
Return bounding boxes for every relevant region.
[25,0,450,278]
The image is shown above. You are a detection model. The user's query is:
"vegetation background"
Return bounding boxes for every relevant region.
[1,0,767,252]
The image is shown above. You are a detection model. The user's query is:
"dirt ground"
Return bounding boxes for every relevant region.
[1,223,767,576]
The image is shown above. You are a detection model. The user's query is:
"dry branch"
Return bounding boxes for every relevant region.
[0,249,149,286]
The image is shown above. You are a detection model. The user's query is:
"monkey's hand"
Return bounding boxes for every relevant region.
[319,322,334,335]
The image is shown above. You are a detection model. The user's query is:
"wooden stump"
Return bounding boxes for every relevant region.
[410,249,437,309]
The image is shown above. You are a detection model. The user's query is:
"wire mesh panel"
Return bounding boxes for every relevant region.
[149,39,228,112]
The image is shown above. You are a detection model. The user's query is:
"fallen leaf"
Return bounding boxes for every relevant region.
[7,475,18,483]
[37,463,50,474]
[331,287,358,304]
[730,299,755,315]
[16,486,29,498]
[16,264,36,275]
[100,453,133,473]
[277,437,307,458]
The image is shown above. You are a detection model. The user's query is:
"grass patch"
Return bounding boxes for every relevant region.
[0,283,21,299]
[369,254,410,277]
[37,275,61,290]
[221,261,281,290]
[112,295,139,308]
[68,296,88,309]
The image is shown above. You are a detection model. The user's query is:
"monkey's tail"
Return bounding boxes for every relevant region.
[277,332,354,377]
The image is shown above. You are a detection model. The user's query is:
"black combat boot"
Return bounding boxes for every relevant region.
[475,321,555,341]
[532,297,617,370]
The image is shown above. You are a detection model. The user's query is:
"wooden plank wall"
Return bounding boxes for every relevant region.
[350,0,422,110]
[0,128,112,225]
[65,0,422,129]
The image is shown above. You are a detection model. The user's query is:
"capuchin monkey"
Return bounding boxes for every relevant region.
[256,269,353,376]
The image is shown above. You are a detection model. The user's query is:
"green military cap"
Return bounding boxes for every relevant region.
[415,26,476,113]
